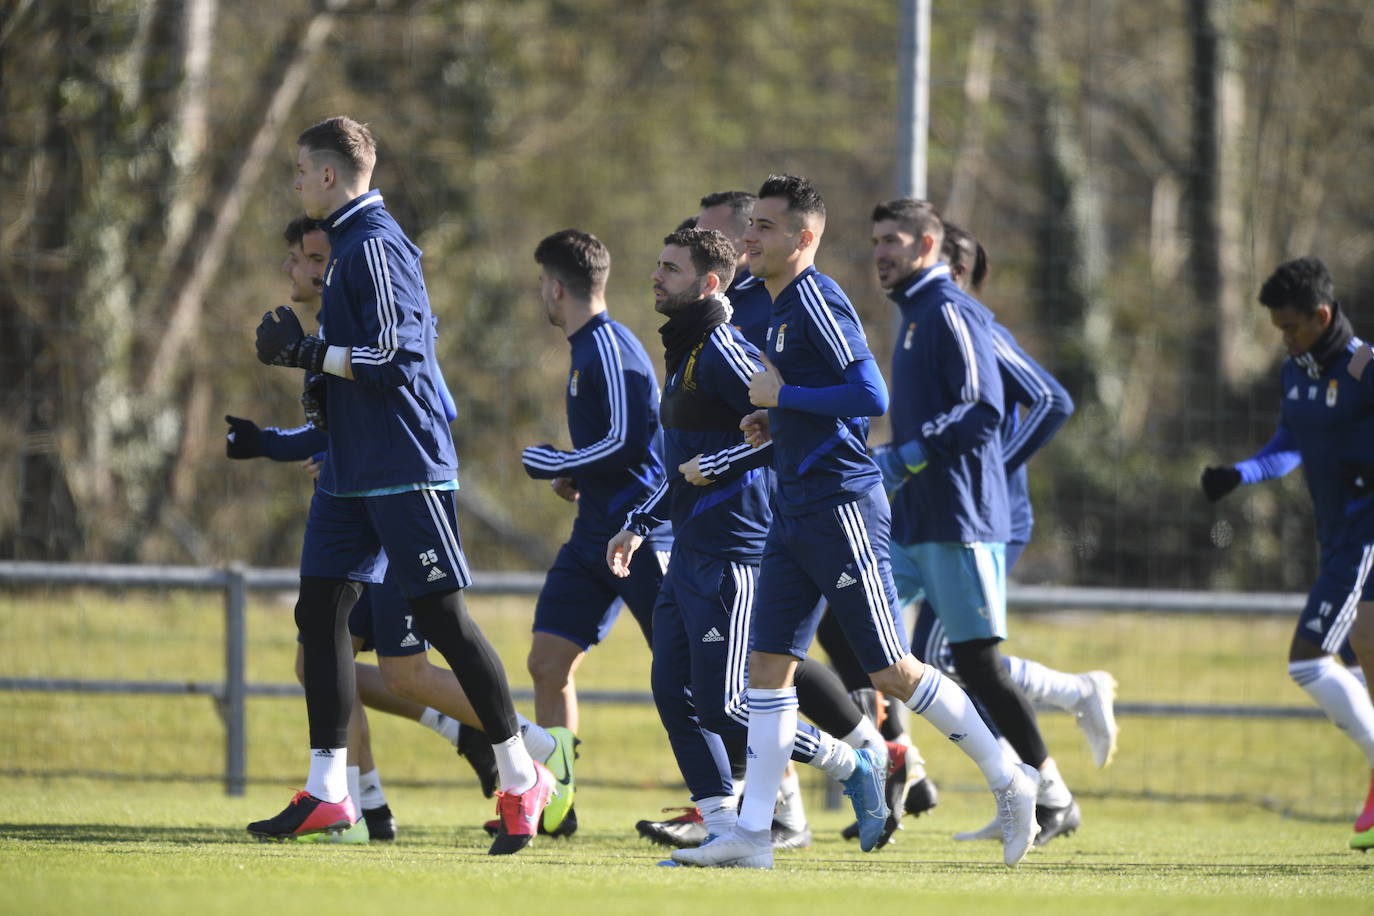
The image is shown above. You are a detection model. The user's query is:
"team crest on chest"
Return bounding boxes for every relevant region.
[904,322,917,350]
[569,369,579,396]
[775,323,787,353]
[325,258,337,287]
[1327,379,1339,407]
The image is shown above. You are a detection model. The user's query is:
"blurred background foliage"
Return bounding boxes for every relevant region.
[5,0,1374,589]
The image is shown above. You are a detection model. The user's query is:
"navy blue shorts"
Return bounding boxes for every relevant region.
[300,487,472,597]
[296,562,428,657]
[351,570,428,657]
[532,533,668,650]
[752,485,908,672]
[1298,540,1374,656]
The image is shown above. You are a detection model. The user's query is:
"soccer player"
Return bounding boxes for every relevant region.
[672,176,1039,869]
[228,215,399,843]
[695,190,771,350]
[1204,255,1374,851]
[937,224,1114,774]
[231,216,541,839]
[248,116,551,855]
[657,188,890,846]
[611,228,896,857]
[519,229,670,826]
[865,197,1083,849]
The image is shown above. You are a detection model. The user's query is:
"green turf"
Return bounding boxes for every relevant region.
[2,590,1373,911]
[1,778,1370,916]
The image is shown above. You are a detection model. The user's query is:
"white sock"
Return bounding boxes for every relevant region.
[1037,756,1073,807]
[907,665,1015,789]
[305,747,348,803]
[1004,656,1088,711]
[808,732,858,781]
[358,767,386,809]
[840,716,886,756]
[420,707,461,746]
[346,766,362,811]
[492,733,538,793]
[518,715,557,763]
[1350,665,1368,689]
[1290,657,1374,764]
[737,687,798,834]
[698,795,738,836]
[774,768,807,831]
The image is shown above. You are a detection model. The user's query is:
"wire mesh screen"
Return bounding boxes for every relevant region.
[4,1,1374,823]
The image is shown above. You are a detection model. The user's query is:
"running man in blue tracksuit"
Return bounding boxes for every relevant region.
[233,217,568,837]
[909,224,1118,780]
[868,198,1080,848]
[1205,256,1374,850]
[228,214,403,842]
[673,175,1038,870]
[248,117,550,855]
[520,229,669,825]
[694,189,915,846]
[607,228,890,854]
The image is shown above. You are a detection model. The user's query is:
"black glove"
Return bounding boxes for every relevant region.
[1200,465,1241,503]
[255,306,327,370]
[301,372,327,431]
[225,415,263,459]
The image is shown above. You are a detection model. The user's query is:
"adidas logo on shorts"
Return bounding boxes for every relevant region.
[701,627,725,643]
[835,571,857,589]
[399,633,420,648]
[426,566,447,583]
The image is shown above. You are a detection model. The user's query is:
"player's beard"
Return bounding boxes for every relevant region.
[654,285,703,316]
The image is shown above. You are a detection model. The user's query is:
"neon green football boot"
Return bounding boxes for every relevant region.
[541,727,579,833]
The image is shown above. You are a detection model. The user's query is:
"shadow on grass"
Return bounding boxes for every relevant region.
[0,823,280,845]
[0,822,524,849]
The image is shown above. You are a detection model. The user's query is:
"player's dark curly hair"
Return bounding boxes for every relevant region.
[283,215,322,248]
[1258,256,1334,315]
[663,227,737,291]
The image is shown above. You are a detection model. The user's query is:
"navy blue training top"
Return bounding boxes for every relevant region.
[763,266,885,514]
[522,312,670,543]
[1245,337,1374,548]
[627,321,772,563]
[887,263,1010,545]
[316,191,458,495]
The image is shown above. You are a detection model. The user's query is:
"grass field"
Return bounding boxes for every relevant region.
[1,589,1372,913]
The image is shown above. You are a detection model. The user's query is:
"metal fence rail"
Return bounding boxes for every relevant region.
[0,560,1317,795]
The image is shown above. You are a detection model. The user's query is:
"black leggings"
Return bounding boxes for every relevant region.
[407,588,520,743]
[948,637,1047,768]
[295,577,364,749]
